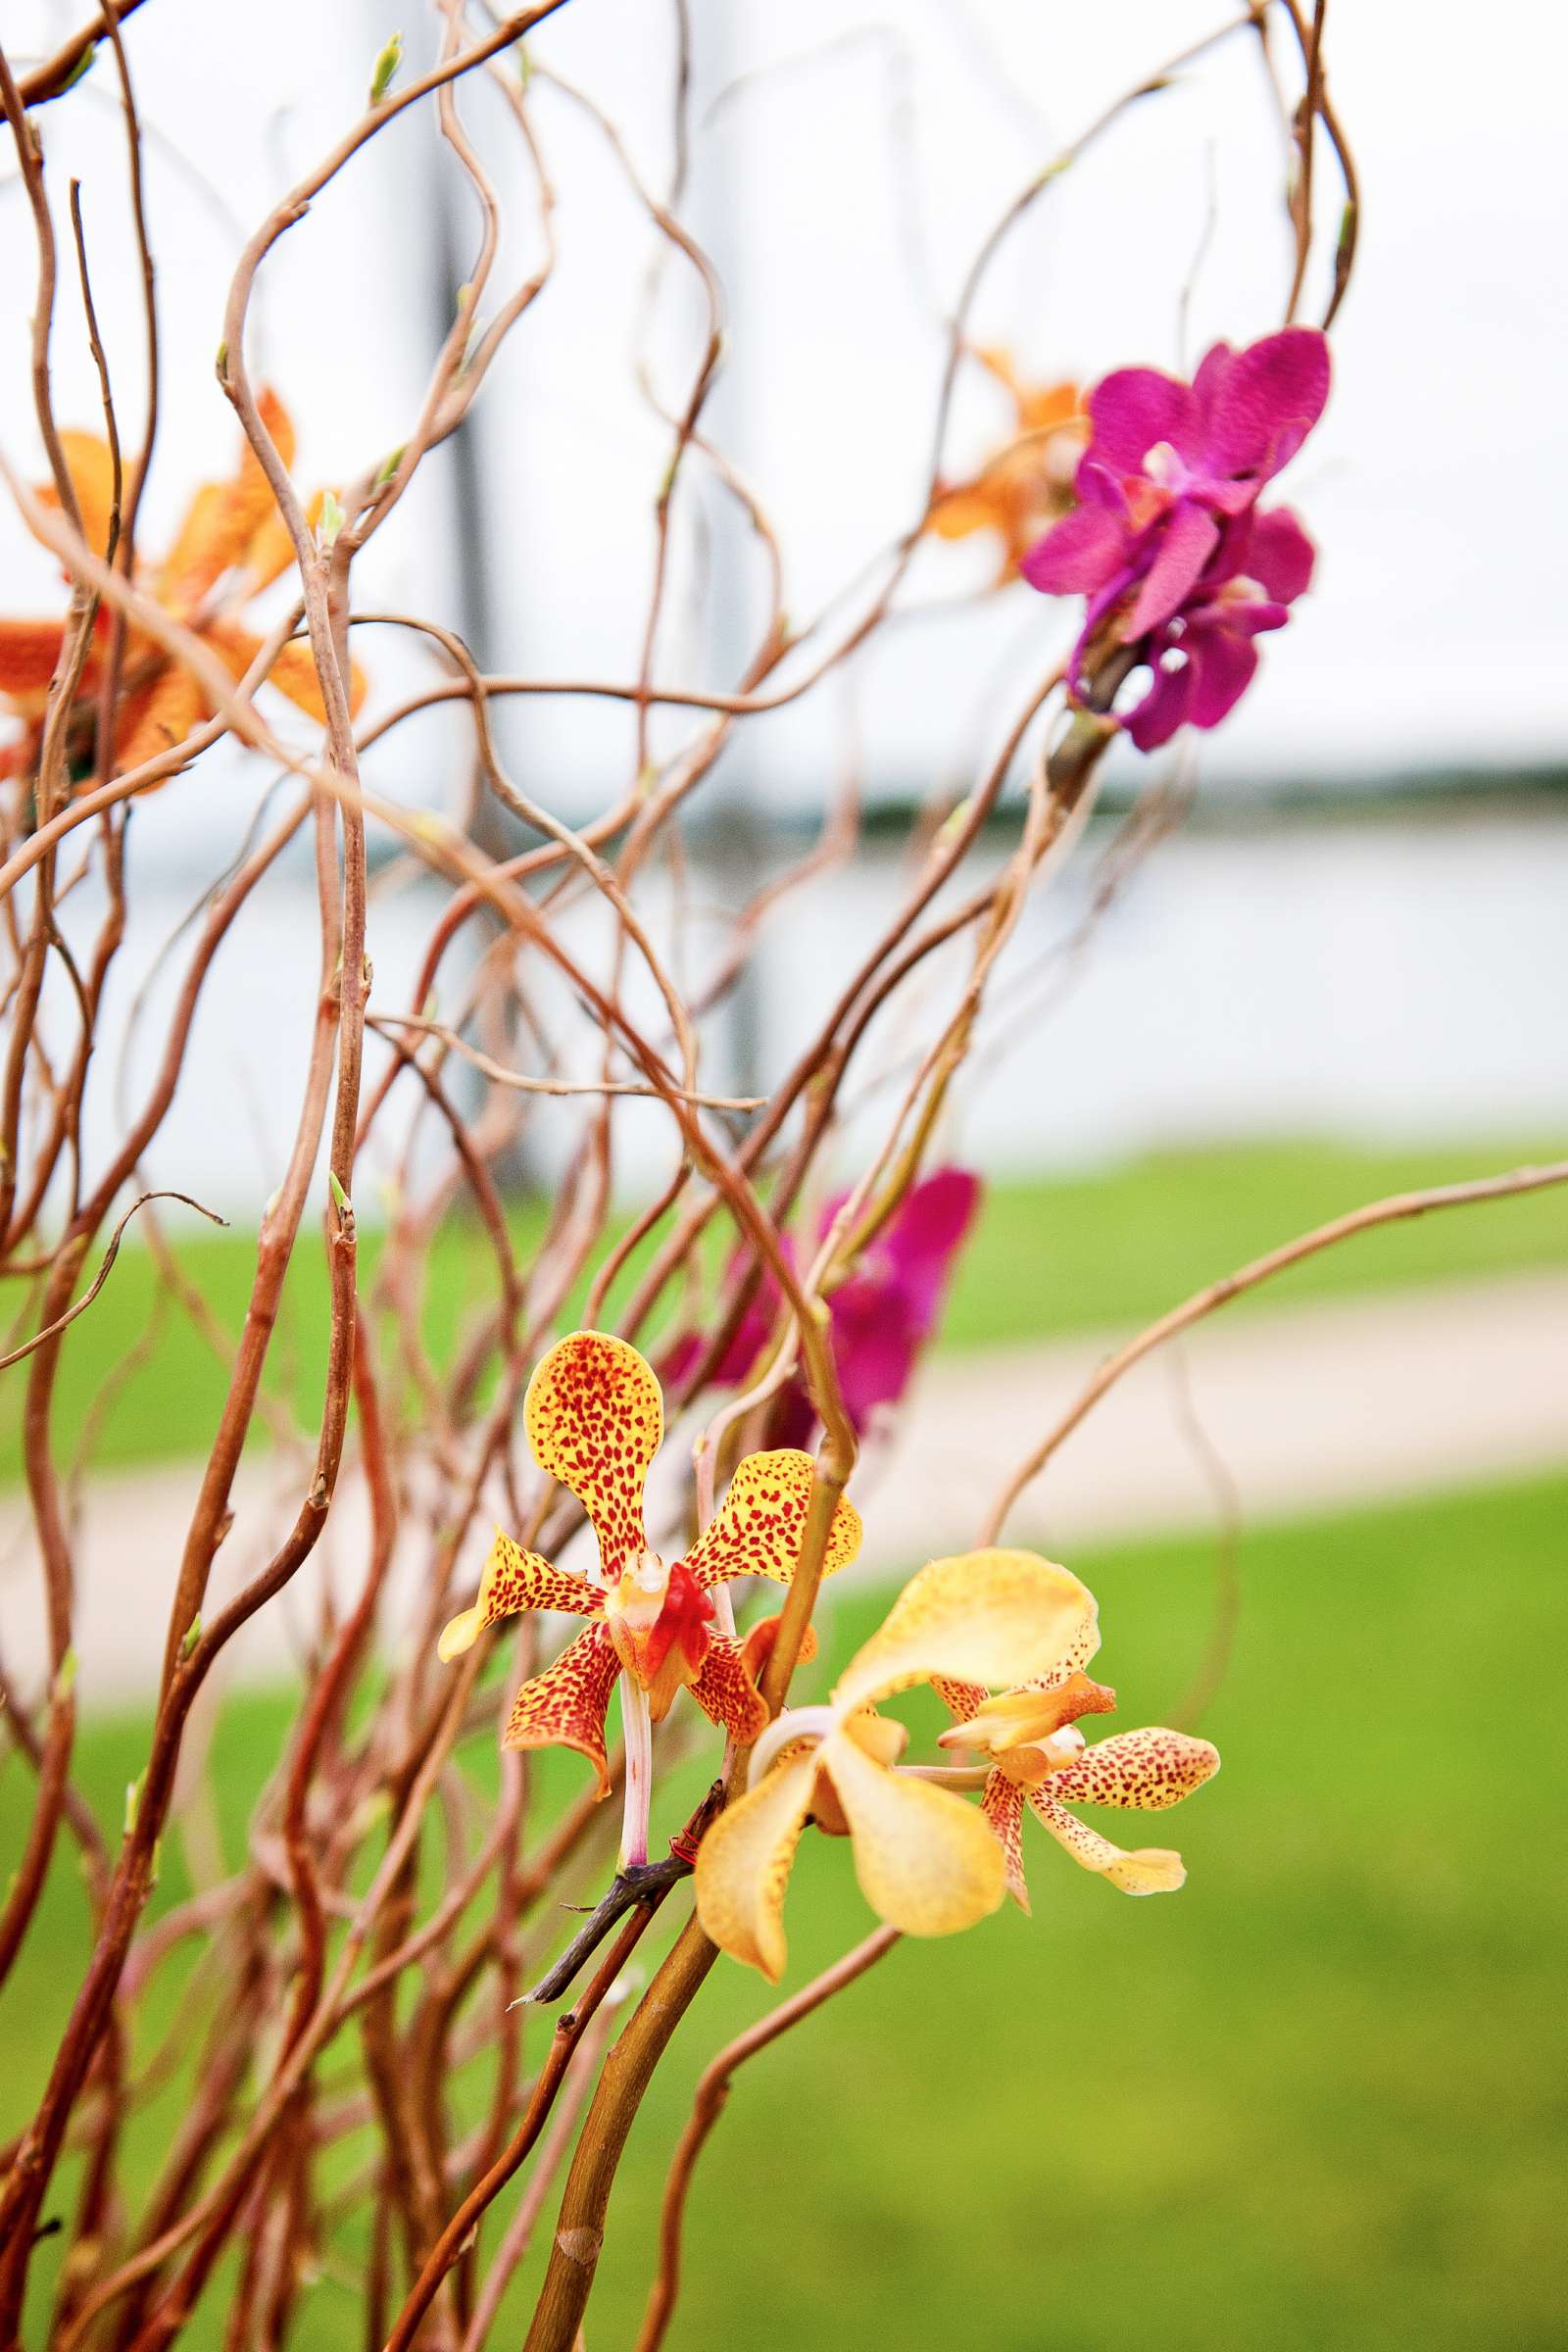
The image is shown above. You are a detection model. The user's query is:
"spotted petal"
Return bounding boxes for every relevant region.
[501,1625,621,1796]
[438,1530,600,1662]
[832,1550,1098,1719]
[687,1632,770,1743]
[1049,1726,1220,1811]
[684,1449,861,1591]
[694,1749,820,1980]
[982,1770,1030,1912]
[525,1332,662,1580]
[1027,1788,1187,1894]
[818,1730,1004,1937]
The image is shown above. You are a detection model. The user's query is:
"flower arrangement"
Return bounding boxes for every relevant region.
[14,15,1528,2352]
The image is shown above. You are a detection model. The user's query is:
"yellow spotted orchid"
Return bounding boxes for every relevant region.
[927,350,1088,581]
[937,1665,1221,1907]
[0,390,366,789]
[438,1331,861,1866]
[694,1548,1100,1979]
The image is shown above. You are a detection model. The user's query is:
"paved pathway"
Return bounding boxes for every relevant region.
[3,1271,1564,1707]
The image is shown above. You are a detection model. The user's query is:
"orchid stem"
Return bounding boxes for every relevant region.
[619,1675,654,1872]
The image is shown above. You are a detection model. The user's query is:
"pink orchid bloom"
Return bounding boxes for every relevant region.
[671,1168,982,1447]
[1019,328,1327,745]
[1122,503,1317,752]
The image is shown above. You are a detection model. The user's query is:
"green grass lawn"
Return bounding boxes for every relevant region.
[5,1472,1565,2349]
[3,1133,1564,1483]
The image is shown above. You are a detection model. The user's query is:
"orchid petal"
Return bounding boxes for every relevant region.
[982,1770,1030,1912]
[933,1675,989,1724]
[35,432,121,561]
[1049,1726,1220,1812]
[1124,504,1220,639]
[206,622,368,725]
[0,618,70,700]
[928,482,1006,542]
[438,1530,600,1661]
[1019,502,1129,596]
[1186,626,1260,732]
[158,389,297,611]
[1124,649,1196,753]
[1200,326,1330,481]
[817,1730,1004,1937]
[687,1632,770,1743]
[831,1549,1098,1719]
[938,1672,1117,1761]
[501,1625,621,1796]
[1246,505,1317,603]
[113,663,205,778]
[524,1331,662,1581]
[738,1613,819,1683]
[1028,1787,1187,1894]
[683,1449,861,1591]
[1086,367,1202,471]
[694,1749,820,1979]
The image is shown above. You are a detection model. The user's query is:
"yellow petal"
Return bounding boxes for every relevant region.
[809,1712,906,1838]
[1049,1727,1220,1812]
[1028,1788,1187,1895]
[694,1750,819,1980]
[937,1671,1116,1761]
[831,1549,1098,1720]
[1016,380,1084,435]
[926,482,1004,542]
[682,1448,861,1590]
[524,1332,662,1580]
[438,1529,600,1661]
[818,1730,1004,1938]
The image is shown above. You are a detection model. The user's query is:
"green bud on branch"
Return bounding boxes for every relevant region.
[368,31,403,107]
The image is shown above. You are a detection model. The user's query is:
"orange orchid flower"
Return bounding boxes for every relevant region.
[437,1331,862,1863]
[0,390,366,789]
[695,1547,1102,1978]
[927,348,1088,581]
[937,1652,1221,1906]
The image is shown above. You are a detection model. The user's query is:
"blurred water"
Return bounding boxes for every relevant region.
[62,806,1568,1219]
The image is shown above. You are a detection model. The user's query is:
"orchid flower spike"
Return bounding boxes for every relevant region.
[437,1331,862,1799]
[695,1548,1098,1980]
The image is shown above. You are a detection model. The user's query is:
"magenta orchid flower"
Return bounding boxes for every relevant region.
[671,1168,982,1447]
[1122,504,1316,752]
[1020,327,1328,744]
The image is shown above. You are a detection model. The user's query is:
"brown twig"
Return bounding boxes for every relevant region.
[636,1926,902,2352]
